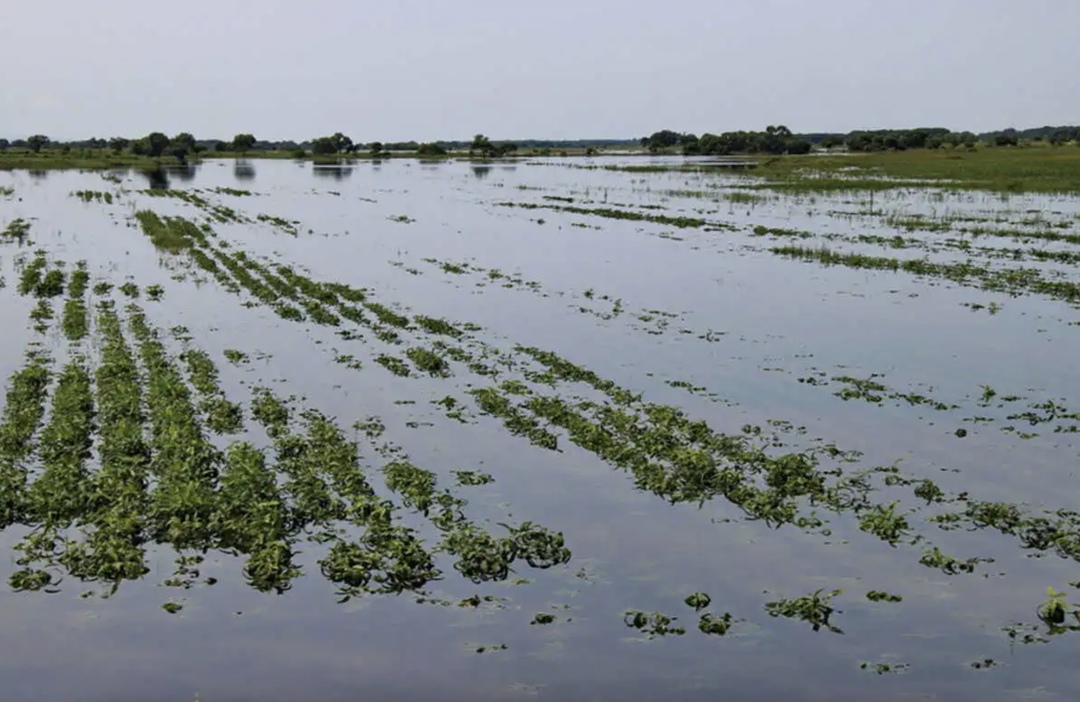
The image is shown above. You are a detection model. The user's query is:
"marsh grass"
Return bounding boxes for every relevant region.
[752,147,1080,193]
[2,218,31,242]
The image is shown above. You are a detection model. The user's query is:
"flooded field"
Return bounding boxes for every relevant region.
[2,156,1080,701]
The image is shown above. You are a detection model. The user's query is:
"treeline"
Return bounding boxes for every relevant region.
[642,125,1080,154]
[0,132,265,162]
[640,126,813,155]
[976,126,1080,145]
[0,131,537,160]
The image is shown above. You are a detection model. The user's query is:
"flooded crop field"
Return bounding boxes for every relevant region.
[2,155,1080,701]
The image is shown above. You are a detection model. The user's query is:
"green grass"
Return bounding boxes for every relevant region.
[0,149,179,171]
[750,146,1080,193]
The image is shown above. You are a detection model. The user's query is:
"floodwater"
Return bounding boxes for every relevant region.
[1,156,1080,701]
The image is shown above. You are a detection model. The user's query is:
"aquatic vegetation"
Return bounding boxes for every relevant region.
[135,210,196,253]
[453,470,493,486]
[765,589,843,633]
[498,202,732,230]
[23,360,95,526]
[376,355,411,377]
[405,347,450,376]
[859,661,909,675]
[17,252,48,295]
[772,244,1080,306]
[61,262,90,341]
[12,155,1080,695]
[30,299,54,332]
[623,610,686,638]
[917,547,992,575]
[256,213,299,235]
[0,351,52,527]
[36,269,65,298]
[1037,587,1071,626]
[72,190,115,204]
[698,612,735,635]
[180,349,243,434]
[2,218,31,242]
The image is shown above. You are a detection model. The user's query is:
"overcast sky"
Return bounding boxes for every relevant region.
[2,0,1077,142]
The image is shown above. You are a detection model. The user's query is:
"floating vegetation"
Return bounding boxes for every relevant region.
[772,244,1080,306]
[257,213,299,235]
[376,354,411,377]
[453,470,493,486]
[765,590,843,634]
[2,218,31,242]
[72,190,115,204]
[498,202,732,230]
[698,612,735,635]
[859,661,910,675]
[623,610,686,638]
[17,252,48,295]
[0,351,52,527]
[180,348,244,434]
[61,262,90,341]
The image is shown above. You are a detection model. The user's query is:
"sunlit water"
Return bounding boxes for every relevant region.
[1,157,1079,701]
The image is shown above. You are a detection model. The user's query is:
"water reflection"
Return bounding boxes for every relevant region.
[140,168,170,190]
[27,170,48,181]
[169,164,198,182]
[312,165,354,181]
[471,165,492,179]
[234,159,256,181]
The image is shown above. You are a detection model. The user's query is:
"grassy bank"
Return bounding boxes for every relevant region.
[0,150,176,171]
[749,145,1080,193]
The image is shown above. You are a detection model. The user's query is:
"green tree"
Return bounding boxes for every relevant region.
[0,139,9,151]
[642,130,681,152]
[311,136,337,155]
[416,142,447,156]
[27,135,50,153]
[232,133,256,153]
[108,137,130,154]
[470,134,493,156]
[145,132,171,158]
[171,132,196,161]
[369,141,384,156]
[330,132,353,153]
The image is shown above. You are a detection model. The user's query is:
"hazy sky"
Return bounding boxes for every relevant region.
[2,0,1077,141]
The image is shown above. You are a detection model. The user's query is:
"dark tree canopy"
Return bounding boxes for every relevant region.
[311,133,354,155]
[171,132,196,161]
[27,135,50,153]
[416,142,447,156]
[232,133,256,152]
[144,132,171,158]
[469,134,516,158]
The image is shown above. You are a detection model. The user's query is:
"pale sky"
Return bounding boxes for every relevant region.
[1,0,1077,142]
